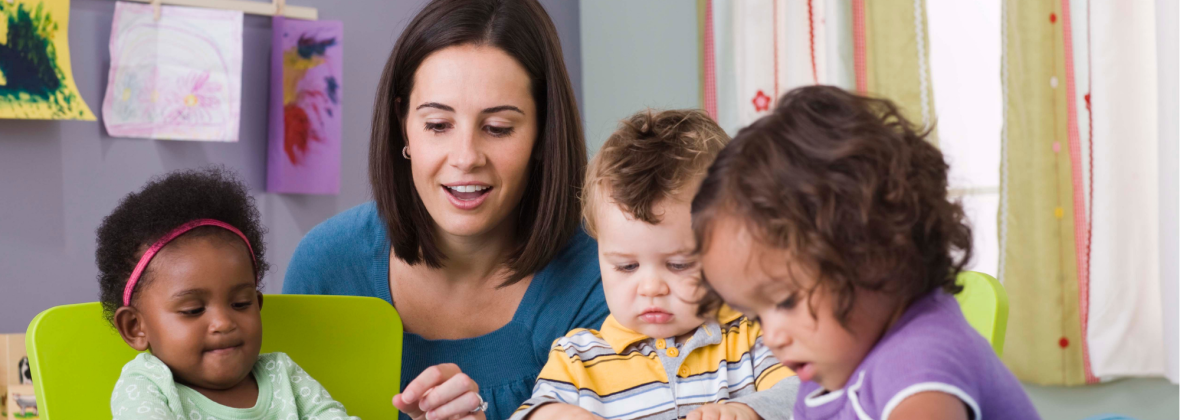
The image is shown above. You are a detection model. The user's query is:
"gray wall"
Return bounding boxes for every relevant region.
[0,0,583,334]
[579,0,699,153]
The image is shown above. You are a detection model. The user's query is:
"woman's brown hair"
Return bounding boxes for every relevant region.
[369,0,585,285]
[693,86,973,325]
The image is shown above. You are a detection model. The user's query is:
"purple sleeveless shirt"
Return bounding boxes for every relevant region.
[794,291,1039,420]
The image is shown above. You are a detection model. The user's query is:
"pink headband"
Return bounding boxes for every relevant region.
[122,219,257,306]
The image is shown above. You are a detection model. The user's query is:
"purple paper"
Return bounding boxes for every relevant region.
[267,16,343,194]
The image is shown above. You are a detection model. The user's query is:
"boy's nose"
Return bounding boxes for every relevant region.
[637,274,670,297]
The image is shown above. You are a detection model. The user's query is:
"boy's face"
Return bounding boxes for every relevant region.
[116,235,263,391]
[699,215,897,392]
[595,192,706,339]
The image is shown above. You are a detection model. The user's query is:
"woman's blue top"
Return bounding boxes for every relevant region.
[283,202,610,420]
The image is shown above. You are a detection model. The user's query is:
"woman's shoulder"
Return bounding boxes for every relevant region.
[303,202,384,244]
[284,202,387,295]
[538,228,600,285]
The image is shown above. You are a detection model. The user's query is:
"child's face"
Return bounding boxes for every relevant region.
[116,235,263,390]
[595,193,705,339]
[699,215,899,392]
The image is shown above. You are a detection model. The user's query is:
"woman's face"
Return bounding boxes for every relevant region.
[405,44,538,240]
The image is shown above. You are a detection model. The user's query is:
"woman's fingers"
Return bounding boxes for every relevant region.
[393,393,425,419]
[423,390,485,420]
[419,372,479,413]
[400,363,462,405]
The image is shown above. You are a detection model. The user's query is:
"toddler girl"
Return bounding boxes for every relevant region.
[97,167,358,419]
[692,87,1040,419]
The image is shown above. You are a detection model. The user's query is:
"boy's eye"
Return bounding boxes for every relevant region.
[484,125,514,137]
[667,261,697,272]
[614,263,639,273]
[179,307,205,316]
[424,122,451,133]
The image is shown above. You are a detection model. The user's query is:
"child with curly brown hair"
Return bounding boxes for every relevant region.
[693,86,1039,419]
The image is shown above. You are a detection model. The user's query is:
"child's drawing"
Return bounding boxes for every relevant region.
[0,0,95,120]
[101,2,243,141]
[266,16,342,194]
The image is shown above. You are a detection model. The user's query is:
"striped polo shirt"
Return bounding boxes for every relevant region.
[511,308,795,420]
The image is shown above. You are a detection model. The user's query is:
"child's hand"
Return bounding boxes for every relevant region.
[687,402,762,420]
[525,402,603,420]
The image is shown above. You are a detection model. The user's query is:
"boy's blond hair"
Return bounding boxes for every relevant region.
[582,109,730,237]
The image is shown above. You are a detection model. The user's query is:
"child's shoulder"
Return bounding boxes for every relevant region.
[118,352,174,380]
[551,326,611,351]
[848,291,1034,419]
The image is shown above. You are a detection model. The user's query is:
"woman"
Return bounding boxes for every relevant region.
[282,1,609,419]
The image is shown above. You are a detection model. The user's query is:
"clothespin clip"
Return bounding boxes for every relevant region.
[151,0,162,21]
[274,0,286,18]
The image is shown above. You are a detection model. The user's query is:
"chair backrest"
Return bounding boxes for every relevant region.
[25,295,402,419]
[954,271,1009,356]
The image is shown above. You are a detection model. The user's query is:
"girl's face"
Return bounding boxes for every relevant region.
[116,235,262,391]
[699,215,899,392]
[404,44,538,241]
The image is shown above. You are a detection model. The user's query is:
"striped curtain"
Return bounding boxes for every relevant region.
[1000,0,1165,385]
[700,0,934,142]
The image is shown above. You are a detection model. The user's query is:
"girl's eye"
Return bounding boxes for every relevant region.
[424,122,451,133]
[614,263,639,273]
[232,301,253,310]
[667,261,697,272]
[776,294,798,310]
[484,125,515,138]
[179,307,205,316]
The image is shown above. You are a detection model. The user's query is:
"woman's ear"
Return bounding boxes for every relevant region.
[114,306,151,352]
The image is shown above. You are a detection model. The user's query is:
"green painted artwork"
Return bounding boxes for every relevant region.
[0,0,94,120]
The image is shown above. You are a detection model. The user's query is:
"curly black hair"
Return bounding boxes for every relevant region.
[96,167,269,325]
[693,86,973,325]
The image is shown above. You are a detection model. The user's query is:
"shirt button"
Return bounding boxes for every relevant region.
[666,347,679,357]
[679,366,690,376]
[656,339,666,349]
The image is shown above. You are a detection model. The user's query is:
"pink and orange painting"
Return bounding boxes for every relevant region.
[267,16,342,194]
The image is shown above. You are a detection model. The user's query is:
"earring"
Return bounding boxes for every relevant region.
[402,146,410,160]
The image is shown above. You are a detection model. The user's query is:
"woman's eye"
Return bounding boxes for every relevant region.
[614,263,639,273]
[484,125,515,138]
[179,307,205,316]
[424,122,451,133]
[667,261,697,272]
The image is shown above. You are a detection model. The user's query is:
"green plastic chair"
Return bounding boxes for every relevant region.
[954,271,1009,356]
[24,295,402,419]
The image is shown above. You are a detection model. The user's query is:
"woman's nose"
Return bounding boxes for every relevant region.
[449,127,487,171]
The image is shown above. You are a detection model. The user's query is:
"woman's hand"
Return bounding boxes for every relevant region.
[686,402,762,420]
[392,363,486,420]
[525,402,603,420]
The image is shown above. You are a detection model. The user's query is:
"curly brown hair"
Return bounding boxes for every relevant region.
[583,109,729,236]
[692,86,973,325]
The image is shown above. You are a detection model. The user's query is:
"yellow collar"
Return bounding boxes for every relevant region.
[599,306,744,354]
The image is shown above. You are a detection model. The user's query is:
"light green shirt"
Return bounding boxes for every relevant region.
[111,352,359,420]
